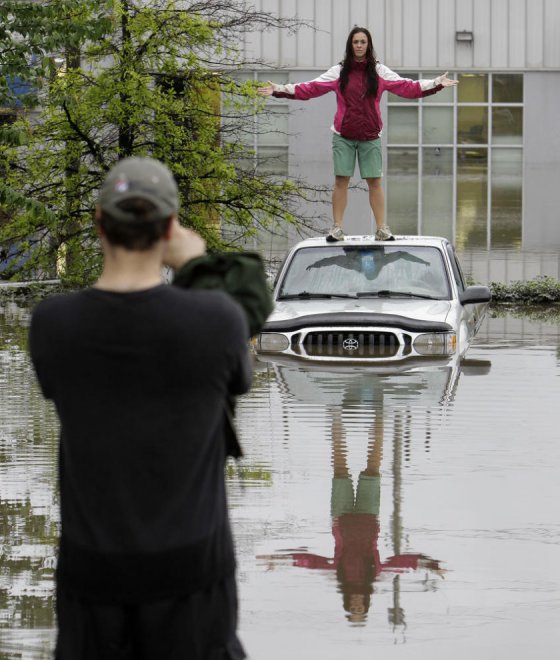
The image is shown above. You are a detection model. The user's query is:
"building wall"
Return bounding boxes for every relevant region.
[246,0,560,252]
[247,0,560,71]
[523,71,560,248]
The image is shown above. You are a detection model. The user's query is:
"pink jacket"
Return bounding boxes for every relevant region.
[272,61,444,141]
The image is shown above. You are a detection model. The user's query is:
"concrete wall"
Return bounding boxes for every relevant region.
[523,72,560,248]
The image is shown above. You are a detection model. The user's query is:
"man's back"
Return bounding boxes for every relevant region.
[30,284,251,602]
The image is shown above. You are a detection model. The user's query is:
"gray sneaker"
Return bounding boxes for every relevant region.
[326,225,345,242]
[375,224,395,241]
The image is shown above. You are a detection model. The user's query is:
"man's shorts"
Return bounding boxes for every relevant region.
[332,133,383,179]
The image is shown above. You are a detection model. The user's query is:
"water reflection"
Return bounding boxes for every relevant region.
[3,301,560,658]
[258,402,446,626]
[246,356,489,635]
[232,330,560,658]
[0,303,59,655]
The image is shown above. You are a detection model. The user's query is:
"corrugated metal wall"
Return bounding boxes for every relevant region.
[245,0,560,70]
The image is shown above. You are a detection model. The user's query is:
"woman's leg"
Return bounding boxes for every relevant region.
[332,176,351,226]
[365,177,384,228]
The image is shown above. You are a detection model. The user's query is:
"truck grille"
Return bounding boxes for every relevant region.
[299,331,400,358]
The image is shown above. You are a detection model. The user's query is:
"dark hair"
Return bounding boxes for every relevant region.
[342,590,371,620]
[337,557,374,620]
[340,27,378,98]
[98,198,171,251]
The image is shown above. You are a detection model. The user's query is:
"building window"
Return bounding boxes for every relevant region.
[225,72,289,177]
[0,110,17,125]
[387,72,523,249]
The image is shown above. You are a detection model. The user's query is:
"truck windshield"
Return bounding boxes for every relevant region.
[277,245,451,300]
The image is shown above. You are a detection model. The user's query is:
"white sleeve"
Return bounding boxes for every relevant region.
[376,62,440,91]
[273,64,341,95]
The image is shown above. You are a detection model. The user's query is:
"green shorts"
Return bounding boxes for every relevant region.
[332,133,383,179]
[331,473,381,518]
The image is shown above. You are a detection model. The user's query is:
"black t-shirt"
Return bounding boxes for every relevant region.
[29,285,251,602]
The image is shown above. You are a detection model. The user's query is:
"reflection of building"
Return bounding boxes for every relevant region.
[0,307,59,644]
[240,0,560,250]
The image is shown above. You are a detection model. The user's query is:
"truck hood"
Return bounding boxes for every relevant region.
[266,298,453,329]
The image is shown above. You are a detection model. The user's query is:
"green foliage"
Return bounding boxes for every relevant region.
[0,0,112,104]
[0,125,30,146]
[225,462,272,483]
[490,276,560,304]
[0,0,314,284]
[489,303,560,326]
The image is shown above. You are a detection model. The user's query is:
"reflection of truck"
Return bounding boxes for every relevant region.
[256,352,490,413]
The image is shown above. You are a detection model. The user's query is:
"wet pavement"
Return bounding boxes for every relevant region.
[1,301,560,658]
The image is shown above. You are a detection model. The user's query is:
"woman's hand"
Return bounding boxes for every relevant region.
[437,72,459,87]
[257,81,275,97]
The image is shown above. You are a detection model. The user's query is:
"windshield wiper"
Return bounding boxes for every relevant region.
[356,290,439,300]
[279,292,358,300]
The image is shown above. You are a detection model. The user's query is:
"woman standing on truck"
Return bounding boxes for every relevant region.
[258,26,458,242]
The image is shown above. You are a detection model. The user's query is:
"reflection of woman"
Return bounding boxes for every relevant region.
[258,27,458,242]
[259,410,445,623]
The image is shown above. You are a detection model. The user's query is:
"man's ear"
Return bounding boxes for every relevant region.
[163,215,177,240]
[94,206,104,237]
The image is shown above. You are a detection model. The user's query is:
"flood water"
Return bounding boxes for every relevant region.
[1,300,560,658]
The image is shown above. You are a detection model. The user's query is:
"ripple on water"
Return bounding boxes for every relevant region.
[3,305,560,658]
[235,339,560,658]
[1,311,59,655]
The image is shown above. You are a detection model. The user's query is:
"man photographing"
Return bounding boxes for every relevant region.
[30,157,251,659]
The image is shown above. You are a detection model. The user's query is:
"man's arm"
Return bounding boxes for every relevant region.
[162,218,207,270]
[227,305,253,396]
[166,218,273,337]
[229,351,252,397]
[223,301,253,459]
[28,303,54,400]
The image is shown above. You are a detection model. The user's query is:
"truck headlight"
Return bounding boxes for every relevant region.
[413,332,456,355]
[257,333,290,352]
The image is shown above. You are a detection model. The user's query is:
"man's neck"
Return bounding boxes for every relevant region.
[94,246,164,292]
